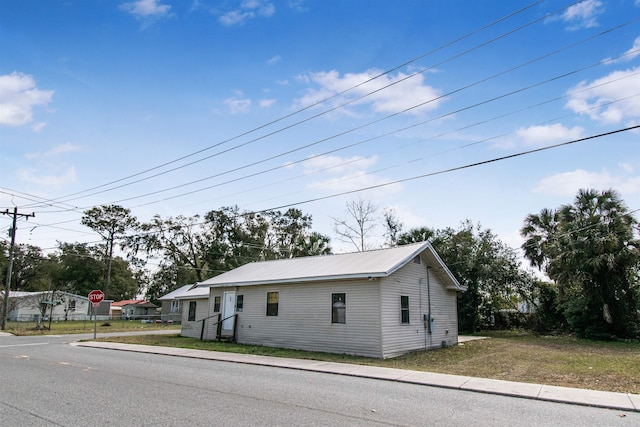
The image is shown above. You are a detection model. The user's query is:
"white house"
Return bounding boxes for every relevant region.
[158,284,198,323]
[111,300,158,320]
[174,285,211,339]
[192,241,465,359]
[5,291,92,322]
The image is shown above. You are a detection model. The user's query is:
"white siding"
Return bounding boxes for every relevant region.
[380,256,459,358]
[203,289,227,340]
[180,298,210,339]
[233,280,383,358]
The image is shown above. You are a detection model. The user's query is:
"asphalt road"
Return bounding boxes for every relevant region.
[1,334,638,426]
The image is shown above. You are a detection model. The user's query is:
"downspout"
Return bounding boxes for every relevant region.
[427,266,432,349]
[419,278,425,349]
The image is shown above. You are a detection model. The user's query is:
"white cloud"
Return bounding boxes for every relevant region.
[288,0,308,13]
[565,67,640,124]
[120,0,171,17]
[17,167,77,190]
[25,143,82,160]
[604,36,640,64]
[533,168,640,196]
[561,0,603,30]
[515,123,585,147]
[620,162,634,173]
[309,171,401,195]
[0,72,53,127]
[302,154,378,174]
[120,0,172,28]
[302,154,401,195]
[31,122,46,133]
[219,1,275,26]
[224,96,252,113]
[295,69,443,117]
[259,98,276,108]
[384,204,425,231]
[267,55,281,65]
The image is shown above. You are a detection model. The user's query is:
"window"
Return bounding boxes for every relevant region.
[266,292,279,316]
[413,255,421,264]
[170,300,180,313]
[68,300,76,312]
[213,296,221,312]
[188,301,196,321]
[236,295,244,312]
[401,295,410,324]
[332,293,346,324]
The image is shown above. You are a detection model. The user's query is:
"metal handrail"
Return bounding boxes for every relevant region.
[200,313,237,341]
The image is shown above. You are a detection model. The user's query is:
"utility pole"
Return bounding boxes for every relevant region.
[2,208,35,330]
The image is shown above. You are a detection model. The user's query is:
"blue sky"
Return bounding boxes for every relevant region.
[1,0,640,259]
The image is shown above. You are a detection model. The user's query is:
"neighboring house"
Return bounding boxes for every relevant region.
[175,285,211,339]
[111,300,158,320]
[157,284,198,323]
[193,241,466,359]
[5,291,92,321]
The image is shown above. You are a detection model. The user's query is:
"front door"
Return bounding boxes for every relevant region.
[221,291,236,332]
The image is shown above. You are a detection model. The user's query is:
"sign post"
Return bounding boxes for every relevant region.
[88,290,105,339]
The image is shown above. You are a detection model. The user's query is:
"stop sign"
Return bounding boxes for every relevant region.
[88,290,105,305]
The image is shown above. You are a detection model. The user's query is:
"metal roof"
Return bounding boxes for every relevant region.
[197,241,464,291]
[158,284,201,300]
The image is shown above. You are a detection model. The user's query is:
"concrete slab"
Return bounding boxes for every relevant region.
[337,365,415,381]
[306,361,367,375]
[628,393,640,411]
[400,371,472,388]
[539,385,636,411]
[461,377,543,398]
[458,335,488,343]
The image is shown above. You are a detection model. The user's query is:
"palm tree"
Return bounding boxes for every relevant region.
[521,189,640,338]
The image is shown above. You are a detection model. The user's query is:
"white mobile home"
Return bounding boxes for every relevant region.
[6,291,92,322]
[193,242,465,359]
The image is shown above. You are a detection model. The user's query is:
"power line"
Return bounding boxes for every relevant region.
[250,125,640,213]
[95,41,640,209]
[21,0,563,208]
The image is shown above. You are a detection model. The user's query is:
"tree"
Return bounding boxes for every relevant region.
[382,207,403,247]
[268,208,314,258]
[203,206,331,271]
[81,205,138,299]
[399,221,536,332]
[56,243,104,296]
[1,243,46,292]
[130,206,331,302]
[397,226,435,245]
[107,256,141,301]
[134,215,209,283]
[291,231,332,257]
[332,198,378,251]
[521,189,640,339]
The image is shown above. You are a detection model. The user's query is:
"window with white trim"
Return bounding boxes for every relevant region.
[188,301,196,321]
[332,293,346,324]
[401,295,410,324]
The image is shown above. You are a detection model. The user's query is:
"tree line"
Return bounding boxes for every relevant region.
[2,188,639,340]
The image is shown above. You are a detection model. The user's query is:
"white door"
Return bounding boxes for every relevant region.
[221,291,236,331]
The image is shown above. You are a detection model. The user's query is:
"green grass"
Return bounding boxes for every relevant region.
[95,330,640,394]
[3,319,181,335]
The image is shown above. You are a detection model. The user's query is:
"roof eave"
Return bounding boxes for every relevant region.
[197,272,386,288]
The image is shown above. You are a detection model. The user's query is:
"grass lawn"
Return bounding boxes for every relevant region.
[3,319,181,336]
[94,330,640,394]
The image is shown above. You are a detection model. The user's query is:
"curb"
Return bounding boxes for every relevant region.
[72,341,639,413]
